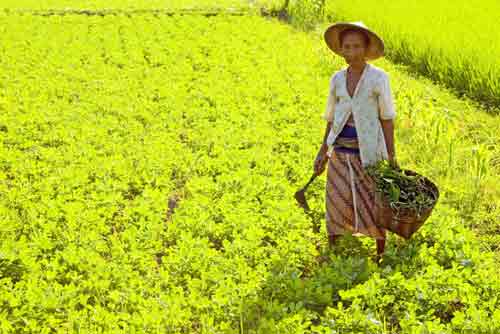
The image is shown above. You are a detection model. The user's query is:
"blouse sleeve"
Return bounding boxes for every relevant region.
[322,74,336,122]
[377,73,396,120]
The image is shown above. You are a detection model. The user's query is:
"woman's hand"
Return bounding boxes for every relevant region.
[314,145,329,175]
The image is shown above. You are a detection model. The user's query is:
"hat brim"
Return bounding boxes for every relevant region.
[324,23,385,61]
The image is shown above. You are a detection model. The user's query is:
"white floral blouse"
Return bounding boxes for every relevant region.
[322,63,396,167]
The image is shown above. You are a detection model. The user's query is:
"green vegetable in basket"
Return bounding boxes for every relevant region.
[365,160,437,218]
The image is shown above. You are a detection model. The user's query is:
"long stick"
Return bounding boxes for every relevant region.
[302,172,319,191]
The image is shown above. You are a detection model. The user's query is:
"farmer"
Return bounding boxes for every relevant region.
[313,22,398,262]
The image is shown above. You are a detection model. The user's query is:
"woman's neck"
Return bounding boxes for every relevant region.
[347,61,367,75]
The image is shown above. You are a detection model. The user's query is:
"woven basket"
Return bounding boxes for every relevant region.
[374,169,439,239]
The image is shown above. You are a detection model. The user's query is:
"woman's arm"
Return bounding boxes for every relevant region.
[314,74,336,174]
[380,119,395,162]
[378,73,397,165]
[320,122,332,152]
[314,121,332,174]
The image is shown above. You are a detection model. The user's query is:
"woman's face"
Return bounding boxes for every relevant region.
[340,31,367,64]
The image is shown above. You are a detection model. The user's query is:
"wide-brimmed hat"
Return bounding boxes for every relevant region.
[324,21,384,60]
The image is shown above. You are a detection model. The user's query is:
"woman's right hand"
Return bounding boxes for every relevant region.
[314,146,329,175]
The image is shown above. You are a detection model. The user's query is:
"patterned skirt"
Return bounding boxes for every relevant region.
[324,149,386,240]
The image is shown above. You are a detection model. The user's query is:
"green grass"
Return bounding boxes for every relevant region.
[0,5,499,334]
[0,0,250,10]
[286,0,500,109]
[0,0,283,13]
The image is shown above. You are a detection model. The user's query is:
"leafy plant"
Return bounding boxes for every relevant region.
[366,160,438,219]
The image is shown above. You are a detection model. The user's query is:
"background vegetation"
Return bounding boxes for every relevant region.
[0,1,499,333]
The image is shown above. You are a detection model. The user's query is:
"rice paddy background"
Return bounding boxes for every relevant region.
[288,0,500,109]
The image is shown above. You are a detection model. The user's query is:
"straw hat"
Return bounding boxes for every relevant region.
[324,21,385,61]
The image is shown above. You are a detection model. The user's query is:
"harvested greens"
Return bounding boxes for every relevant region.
[365,160,438,219]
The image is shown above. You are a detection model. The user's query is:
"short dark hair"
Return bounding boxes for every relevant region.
[339,28,370,47]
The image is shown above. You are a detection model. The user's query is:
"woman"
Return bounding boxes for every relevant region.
[313,22,398,263]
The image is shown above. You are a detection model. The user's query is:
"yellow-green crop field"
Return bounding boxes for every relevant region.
[0,0,254,10]
[0,2,499,333]
[0,0,284,14]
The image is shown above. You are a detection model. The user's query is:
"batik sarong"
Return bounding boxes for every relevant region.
[325,119,386,240]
